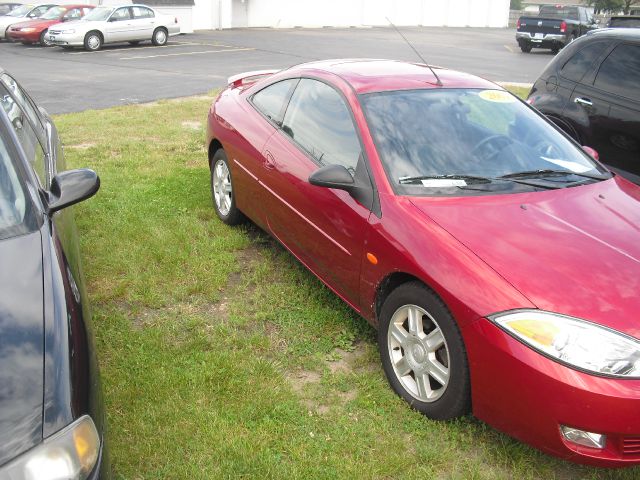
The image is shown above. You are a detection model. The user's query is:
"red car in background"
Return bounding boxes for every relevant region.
[206,59,640,467]
[7,4,93,45]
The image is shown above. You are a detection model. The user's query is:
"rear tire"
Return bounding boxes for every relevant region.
[151,27,168,46]
[210,149,244,225]
[84,31,102,51]
[378,282,471,420]
[520,44,532,53]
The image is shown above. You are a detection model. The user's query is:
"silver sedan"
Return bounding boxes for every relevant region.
[47,4,180,51]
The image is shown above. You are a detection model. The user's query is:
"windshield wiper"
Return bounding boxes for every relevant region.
[399,174,560,190]
[399,174,492,185]
[500,169,607,180]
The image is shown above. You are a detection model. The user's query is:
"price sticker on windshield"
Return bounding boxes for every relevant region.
[478,90,516,103]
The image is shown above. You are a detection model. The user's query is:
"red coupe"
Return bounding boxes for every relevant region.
[7,4,93,45]
[206,59,640,467]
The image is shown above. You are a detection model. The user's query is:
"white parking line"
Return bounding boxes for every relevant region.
[65,42,209,55]
[119,47,254,60]
[503,44,515,53]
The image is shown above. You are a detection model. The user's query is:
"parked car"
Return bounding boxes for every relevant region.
[0,2,23,16]
[528,28,640,183]
[47,4,180,51]
[608,15,640,28]
[7,4,93,45]
[0,3,57,41]
[0,69,109,478]
[516,4,598,53]
[207,59,640,467]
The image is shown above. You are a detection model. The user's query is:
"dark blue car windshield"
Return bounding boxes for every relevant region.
[0,132,36,240]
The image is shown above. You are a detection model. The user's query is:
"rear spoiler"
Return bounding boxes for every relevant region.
[227,70,280,88]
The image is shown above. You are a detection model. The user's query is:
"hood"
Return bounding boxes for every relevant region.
[0,16,23,27]
[51,19,99,31]
[9,18,58,29]
[0,231,44,467]
[410,177,640,338]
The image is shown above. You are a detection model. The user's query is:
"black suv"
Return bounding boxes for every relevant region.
[527,28,640,183]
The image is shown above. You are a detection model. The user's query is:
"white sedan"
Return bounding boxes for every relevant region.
[48,4,180,51]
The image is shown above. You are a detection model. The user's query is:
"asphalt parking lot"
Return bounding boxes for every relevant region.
[0,27,555,114]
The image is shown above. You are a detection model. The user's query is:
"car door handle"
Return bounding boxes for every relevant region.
[264,151,276,170]
[574,97,593,107]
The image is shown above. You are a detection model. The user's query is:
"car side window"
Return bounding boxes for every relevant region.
[0,88,48,187]
[560,42,608,82]
[282,79,361,173]
[83,7,93,16]
[251,79,298,125]
[0,74,44,138]
[594,44,640,101]
[111,7,131,21]
[132,7,154,19]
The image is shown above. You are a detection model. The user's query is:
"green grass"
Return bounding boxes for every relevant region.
[54,89,639,479]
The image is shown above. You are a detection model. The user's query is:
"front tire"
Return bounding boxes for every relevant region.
[378,282,470,420]
[84,31,102,51]
[40,30,52,46]
[210,149,244,225]
[151,27,168,46]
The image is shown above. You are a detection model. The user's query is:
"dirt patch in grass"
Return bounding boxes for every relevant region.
[67,142,97,149]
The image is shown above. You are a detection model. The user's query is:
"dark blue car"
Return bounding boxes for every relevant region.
[0,69,109,479]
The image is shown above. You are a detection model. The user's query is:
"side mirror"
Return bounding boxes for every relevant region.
[582,145,599,161]
[47,168,100,214]
[308,164,354,191]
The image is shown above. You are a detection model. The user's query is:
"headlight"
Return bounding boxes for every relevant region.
[489,310,640,377]
[0,416,100,480]
[22,28,36,32]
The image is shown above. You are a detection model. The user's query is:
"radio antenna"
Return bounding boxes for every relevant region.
[385,17,442,86]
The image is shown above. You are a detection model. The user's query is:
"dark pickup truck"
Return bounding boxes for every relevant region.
[516,5,598,53]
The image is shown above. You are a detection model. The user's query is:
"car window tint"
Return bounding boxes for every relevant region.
[132,6,154,18]
[251,79,297,125]
[0,73,44,136]
[30,5,52,17]
[560,42,608,82]
[0,90,47,187]
[111,7,131,21]
[282,79,361,172]
[594,44,640,100]
[64,8,82,20]
[0,130,36,239]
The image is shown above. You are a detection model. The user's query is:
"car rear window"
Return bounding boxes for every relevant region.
[594,43,640,100]
[539,6,579,20]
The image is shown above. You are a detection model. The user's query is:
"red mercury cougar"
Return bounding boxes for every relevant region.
[206,59,640,467]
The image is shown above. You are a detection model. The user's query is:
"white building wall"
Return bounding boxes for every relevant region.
[192,0,510,30]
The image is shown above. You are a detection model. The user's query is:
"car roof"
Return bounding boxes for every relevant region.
[285,59,500,95]
[586,27,640,39]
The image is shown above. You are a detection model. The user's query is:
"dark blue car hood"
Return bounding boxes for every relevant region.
[0,230,44,467]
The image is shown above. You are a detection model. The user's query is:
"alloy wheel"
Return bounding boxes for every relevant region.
[212,159,232,216]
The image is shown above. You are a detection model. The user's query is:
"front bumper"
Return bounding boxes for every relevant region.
[516,31,567,48]
[48,31,86,47]
[464,317,640,467]
[6,29,41,43]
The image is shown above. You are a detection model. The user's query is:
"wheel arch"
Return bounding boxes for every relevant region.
[375,271,429,323]
[208,139,223,168]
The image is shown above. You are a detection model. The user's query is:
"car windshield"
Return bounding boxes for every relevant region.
[83,6,112,21]
[361,88,608,196]
[6,4,33,17]
[40,6,66,20]
[0,131,35,240]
